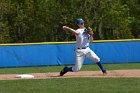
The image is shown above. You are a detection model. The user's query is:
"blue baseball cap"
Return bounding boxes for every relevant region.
[76,18,84,24]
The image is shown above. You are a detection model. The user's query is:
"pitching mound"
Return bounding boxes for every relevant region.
[0,69,140,80]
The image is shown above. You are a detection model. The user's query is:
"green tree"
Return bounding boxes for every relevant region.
[123,0,140,38]
[0,0,12,43]
[93,0,133,39]
[0,0,139,43]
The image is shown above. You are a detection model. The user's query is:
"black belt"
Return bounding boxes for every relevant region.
[77,46,88,49]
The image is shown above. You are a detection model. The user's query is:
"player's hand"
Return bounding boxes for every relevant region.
[63,26,69,30]
[85,27,94,35]
[63,26,80,35]
[88,31,94,35]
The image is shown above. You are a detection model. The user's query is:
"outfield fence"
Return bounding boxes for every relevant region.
[0,39,140,67]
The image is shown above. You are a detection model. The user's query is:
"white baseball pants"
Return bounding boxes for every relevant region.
[72,47,100,72]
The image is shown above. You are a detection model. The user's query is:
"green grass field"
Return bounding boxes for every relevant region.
[0,63,140,93]
[0,78,139,93]
[0,63,140,74]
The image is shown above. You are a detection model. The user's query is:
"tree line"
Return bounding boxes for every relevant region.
[0,0,140,43]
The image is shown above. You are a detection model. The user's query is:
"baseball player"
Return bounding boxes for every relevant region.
[60,18,107,76]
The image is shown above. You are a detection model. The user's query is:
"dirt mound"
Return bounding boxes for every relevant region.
[0,69,140,80]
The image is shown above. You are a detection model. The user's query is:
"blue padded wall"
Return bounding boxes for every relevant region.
[0,41,139,67]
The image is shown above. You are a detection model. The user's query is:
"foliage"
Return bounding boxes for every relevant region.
[0,0,140,43]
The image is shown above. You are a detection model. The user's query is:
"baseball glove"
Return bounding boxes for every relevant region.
[85,27,94,35]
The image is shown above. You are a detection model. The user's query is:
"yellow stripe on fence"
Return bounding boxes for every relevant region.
[0,39,139,46]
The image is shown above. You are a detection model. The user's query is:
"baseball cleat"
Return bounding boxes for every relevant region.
[103,70,107,75]
[60,67,68,76]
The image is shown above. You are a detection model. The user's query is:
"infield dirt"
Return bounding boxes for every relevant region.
[0,69,139,80]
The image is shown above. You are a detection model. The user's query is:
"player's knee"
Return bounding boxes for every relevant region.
[94,58,100,62]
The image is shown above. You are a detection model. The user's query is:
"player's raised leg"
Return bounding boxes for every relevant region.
[86,48,107,75]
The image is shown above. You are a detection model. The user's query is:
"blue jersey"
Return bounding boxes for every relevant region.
[75,28,90,48]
